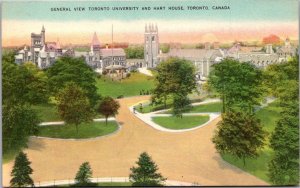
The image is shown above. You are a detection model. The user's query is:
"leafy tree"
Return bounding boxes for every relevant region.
[160,44,170,53]
[268,106,299,185]
[47,56,100,105]
[208,58,264,113]
[267,57,299,185]
[172,93,191,118]
[263,55,299,97]
[74,162,93,186]
[97,97,120,125]
[56,82,94,133]
[21,62,49,104]
[2,55,48,105]
[130,152,166,186]
[152,58,196,117]
[212,111,266,166]
[10,151,34,187]
[124,46,144,59]
[3,104,40,153]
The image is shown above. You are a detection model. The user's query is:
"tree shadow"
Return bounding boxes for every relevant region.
[212,154,243,174]
[27,137,46,151]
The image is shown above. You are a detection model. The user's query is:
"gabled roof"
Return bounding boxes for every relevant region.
[101,48,125,57]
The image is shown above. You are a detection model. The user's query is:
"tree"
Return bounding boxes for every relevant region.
[172,93,191,118]
[56,82,94,133]
[268,107,299,185]
[97,97,120,125]
[212,111,266,166]
[208,58,264,113]
[2,55,48,105]
[267,57,299,185]
[10,151,34,187]
[47,56,100,105]
[3,104,40,154]
[21,62,49,104]
[152,57,196,117]
[124,46,144,59]
[74,162,93,186]
[130,152,166,186]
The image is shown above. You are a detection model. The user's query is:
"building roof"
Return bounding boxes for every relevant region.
[164,49,223,61]
[101,48,125,57]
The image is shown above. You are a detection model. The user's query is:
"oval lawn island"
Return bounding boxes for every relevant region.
[152,115,209,130]
[36,121,119,139]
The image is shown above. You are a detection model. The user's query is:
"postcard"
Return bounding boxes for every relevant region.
[1,0,299,187]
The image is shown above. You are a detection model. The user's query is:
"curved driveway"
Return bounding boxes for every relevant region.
[3,96,268,186]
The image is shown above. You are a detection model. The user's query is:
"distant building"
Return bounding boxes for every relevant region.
[158,47,224,80]
[83,32,126,72]
[277,38,297,58]
[15,26,65,69]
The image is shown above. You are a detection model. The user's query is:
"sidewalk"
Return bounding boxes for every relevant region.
[130,98,221,133]
[39,117,116,126]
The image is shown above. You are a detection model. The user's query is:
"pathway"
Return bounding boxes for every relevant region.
[2,96,268,186]
[137,67,153,76]
[131,98,221,132]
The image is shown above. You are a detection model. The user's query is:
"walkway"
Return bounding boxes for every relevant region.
[2,96,268,186]
[137,67,153,76]
[131,98,221,132]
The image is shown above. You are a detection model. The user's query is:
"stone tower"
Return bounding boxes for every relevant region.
[41,25,45,47]
[144,23,159,68]
[30,25,46,65]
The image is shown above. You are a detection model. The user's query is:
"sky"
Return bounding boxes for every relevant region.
[2,0,299,47]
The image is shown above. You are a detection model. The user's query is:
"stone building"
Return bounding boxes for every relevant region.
[144,23,159,68]
[15,26,64,69]
[83,32,126,72]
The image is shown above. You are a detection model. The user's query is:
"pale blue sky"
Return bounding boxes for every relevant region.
[2,0,298,22]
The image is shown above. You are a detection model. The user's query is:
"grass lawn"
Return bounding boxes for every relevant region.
[96,72,155,98]
[37,121,119,139]
[160,102,222,114]
[32,104,104,122]
[3,147,22,164]
[221,101,282,183]
[189,102,222,113]
[135,96,207,114]
[32,104,61,122]
[152,115,209,130]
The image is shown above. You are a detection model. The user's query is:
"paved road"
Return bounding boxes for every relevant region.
[2,96,268,186]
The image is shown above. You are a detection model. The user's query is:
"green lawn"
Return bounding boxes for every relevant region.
[96,72,155,98]
[189,102,222,113]
[135,97,207,114]
[160,102,222,114]
[32,104,61,122]
[152,115,209,130]
[3,147,22,164]
[37,121,119,139]
[32,104,104,122]
[221,101,282,183]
